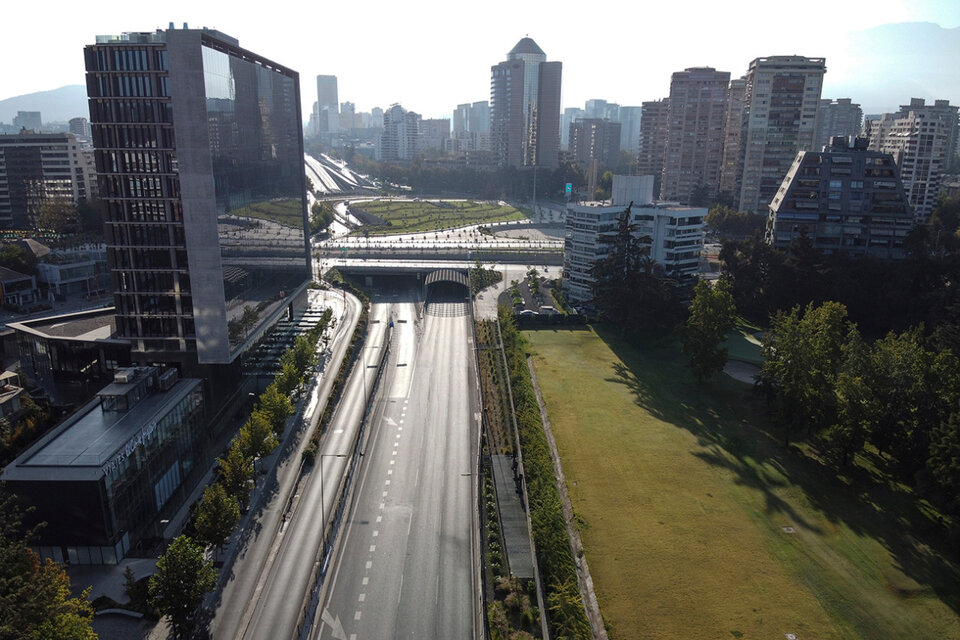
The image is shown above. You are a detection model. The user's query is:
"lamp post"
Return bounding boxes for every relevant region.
[319,453,349,549]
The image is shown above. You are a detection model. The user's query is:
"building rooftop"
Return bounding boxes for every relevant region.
[0,266,33,282]
[2,377,201,480]
[8,308,120,341]
[508,37,545,57]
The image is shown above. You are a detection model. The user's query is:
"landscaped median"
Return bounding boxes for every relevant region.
[524,325,960,640]
[347,199,524,235]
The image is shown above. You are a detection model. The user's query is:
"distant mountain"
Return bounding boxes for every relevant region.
[0,85,88,125]
[823,22,960,114]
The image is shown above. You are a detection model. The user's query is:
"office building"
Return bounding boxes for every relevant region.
[865,98,959,220]
[618,106,643,155]
[490,37,562,168]
[738,56,826,214]
[561,107,584,150]
[814,99,862,151]
[0,132,95,229]
[563,175,705,304]
[10,307,132,405]
[84,27,311,377]
[377,104,421,161]
[585,99,619,121]
[638,99,669,191]
[2,366,206,565]
[569,118,621,166]
[13,111,42,132]
[453,101,490,134]
[316,74,339,133]
[767,137,913,258]
[718,77,747,202]
[660,67,730,204]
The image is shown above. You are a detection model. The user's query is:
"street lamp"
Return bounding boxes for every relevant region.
[319,453,349,549]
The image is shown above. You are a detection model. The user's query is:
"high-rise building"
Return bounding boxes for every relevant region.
[660,67,730,204]
[420,118,450,152]
[69,117,93,140]
[585,99,619,121]
[453,101,490,134]
[490,37,562,168]
[569,118,621,166]
[340,101,356,130]
[638,99,669,192]
[377,104,421,161]
[718,77,747,203]
[617,106,643,155]
[561,107,584,150]
[316,75,339,133]
[13,111,42,132]
[737,56,826,215]
[865,98,959,220]
[814,99,863,151]
[85,27,310,375]
[0,132,93,229]
[767,137,913,258]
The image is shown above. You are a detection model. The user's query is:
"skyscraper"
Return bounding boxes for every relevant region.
[561,107,584,150]
[865,98,959,221]
[638,99,669,193]
[490,37,562,168]
[738,56,826,214]
[718,77,747,202]
[814,98,863,150]
[316,74,339,133]
[660,67,730,204]
[617,106,643,155]
[377,104,421,161]
[85,27,310,376]
[569,118,621,166]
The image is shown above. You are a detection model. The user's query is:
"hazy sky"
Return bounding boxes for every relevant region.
[2,0,958,120]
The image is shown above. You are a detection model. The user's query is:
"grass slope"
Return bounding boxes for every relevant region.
[349,199,524,235]
[525,326,960,640]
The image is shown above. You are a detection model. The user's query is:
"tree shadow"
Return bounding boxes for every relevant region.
[594,324,960,616]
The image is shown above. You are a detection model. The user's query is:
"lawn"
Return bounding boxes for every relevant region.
[348,199,524,235]
[525,326,960,640]
[228,198,305,229]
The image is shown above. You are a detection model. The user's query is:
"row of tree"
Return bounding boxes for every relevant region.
[759,301,960,508]
[148,309,333,638]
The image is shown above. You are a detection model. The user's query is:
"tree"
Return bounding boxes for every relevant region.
[928,412,960,511]
[148,535,217,639]
[34,200,78,235]
[680,278,737,382]
[275,360,301,397]
[760,301,851,445]
[194,484,240,556]
[237,409,278,463]
[217,444,253,509]
[0,492,96,640]
[259,381,294,435]
[0,243,38,276]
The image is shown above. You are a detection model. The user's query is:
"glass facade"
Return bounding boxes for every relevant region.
[85,30,309,366]
[201,45,309,352]
[101,383,205,543]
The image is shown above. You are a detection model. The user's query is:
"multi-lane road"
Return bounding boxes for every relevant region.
[213,279,479,640]
[313,283,479,639]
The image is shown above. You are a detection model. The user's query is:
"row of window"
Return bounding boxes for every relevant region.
[91,74,170,99]
[90,47,168,72]
[89,100,173,125]
[94,125,173,150]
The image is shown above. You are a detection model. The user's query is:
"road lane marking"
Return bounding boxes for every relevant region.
[369,545,376,552]
[354,611,361,621]
[388,469,393,475]
[385,480,390,486]
[362,577,369,585]
[373,530,379,537]
[382,491,388,497]
[358,593,366,602]
[389,460,394,465]
[376,516,382,523]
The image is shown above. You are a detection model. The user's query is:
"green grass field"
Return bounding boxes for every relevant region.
[525,326,960,640]
[228,199,304,229]
[348,199,524,235]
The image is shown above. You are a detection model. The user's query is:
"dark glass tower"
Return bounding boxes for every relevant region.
[84,28,310,374]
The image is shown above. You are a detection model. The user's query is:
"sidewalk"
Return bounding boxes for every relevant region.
[490,454,534,579]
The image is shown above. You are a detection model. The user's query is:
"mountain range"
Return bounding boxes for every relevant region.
[0,85,88,125]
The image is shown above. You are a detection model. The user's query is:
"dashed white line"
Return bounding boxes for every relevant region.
[362,577,369,585]
[369,545,376,553]
[354,611,361,621]
[359,593,366,602]
[382,491,388,497]
[365,561,372,569]
[373,530,379,537]
[376,515,382,523]
[385,480,391,486]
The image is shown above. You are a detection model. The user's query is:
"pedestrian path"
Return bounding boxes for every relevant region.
[491,454,534,579]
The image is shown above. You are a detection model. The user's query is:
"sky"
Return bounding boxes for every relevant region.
[2,0,959,121]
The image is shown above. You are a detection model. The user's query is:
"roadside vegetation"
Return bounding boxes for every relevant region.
[347,199,524,235]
